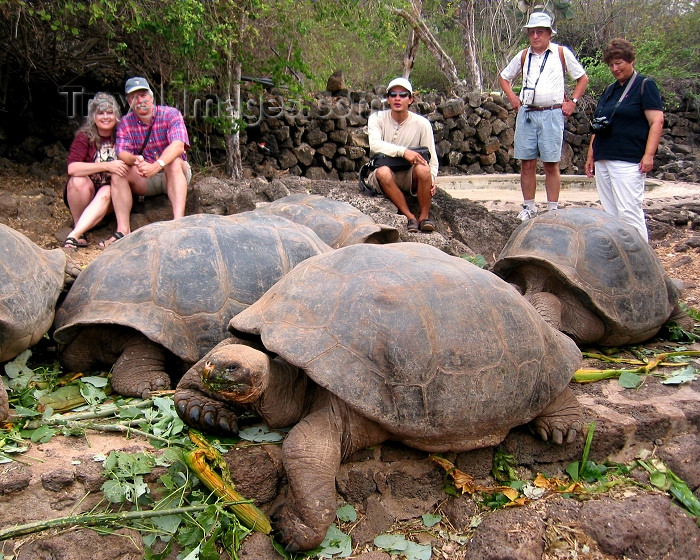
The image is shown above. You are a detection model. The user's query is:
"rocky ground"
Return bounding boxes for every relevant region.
[0,170,699,560]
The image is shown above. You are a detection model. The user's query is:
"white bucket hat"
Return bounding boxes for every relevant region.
[386,77,413,96]
[523,12,557,35]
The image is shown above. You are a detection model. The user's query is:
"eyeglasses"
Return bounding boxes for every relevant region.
[527,28,549,36]
[388,91,410,98]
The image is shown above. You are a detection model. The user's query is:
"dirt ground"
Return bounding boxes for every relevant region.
[1,171,699,560]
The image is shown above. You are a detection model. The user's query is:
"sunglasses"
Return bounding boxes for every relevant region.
[388,91,410,98]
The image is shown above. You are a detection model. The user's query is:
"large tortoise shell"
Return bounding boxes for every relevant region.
[492,208,678,345]
[54,213,331,363]
[254,193,399,248]
[1,223,66,362]
[230,242,581,446]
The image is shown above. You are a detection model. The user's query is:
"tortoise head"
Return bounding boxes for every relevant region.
[201,344,270,403]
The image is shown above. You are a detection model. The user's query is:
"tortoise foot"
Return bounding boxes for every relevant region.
[530,387,582,445]
[174,389,239,435]
[272,503,327,553]
[111,371,171,399]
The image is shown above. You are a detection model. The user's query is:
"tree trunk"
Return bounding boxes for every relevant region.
[459,0,482,92]
[401,0,422,79]
[390,7,465,92]
[224,43,243,179]
[403,28,420,79]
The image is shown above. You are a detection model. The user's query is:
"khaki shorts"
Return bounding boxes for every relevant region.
[145,161,192,196]
[367,167,416,197]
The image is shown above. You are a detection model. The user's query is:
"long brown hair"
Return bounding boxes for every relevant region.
[76,92,121,149]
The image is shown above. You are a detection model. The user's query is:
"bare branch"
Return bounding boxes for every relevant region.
[390,7,466,91]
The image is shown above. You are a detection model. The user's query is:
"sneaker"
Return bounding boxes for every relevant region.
[517,205,538,222]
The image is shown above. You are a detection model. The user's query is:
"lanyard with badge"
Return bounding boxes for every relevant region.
[522,50,550,121]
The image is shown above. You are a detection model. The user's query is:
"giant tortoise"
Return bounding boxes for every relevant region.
[53,213,331,402]
[492,207,690,346]
[0,223,79,420]
[253,193,399,248]
[174,242,583,551]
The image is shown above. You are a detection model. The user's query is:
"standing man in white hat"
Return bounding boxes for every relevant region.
[499,12,588,221]
[366,77,439,233]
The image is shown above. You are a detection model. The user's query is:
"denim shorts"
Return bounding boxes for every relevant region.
[514,106,564,162]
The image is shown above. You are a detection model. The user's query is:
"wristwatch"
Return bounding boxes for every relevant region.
[157,158,166,169]
[572,98,579,104]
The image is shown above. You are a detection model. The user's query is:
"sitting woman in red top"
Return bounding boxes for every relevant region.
[63,92,129,250]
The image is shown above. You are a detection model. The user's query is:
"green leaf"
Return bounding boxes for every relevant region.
[13,406,41,417]
[319,524,352,557]
[460,254,488,269]
[199,532,223,560]
[669,480,700,517]
[237,424,285,442]
[404,541,432,560]
[180,543,201,560]
[29,424,56,443]
[374,534,409,551]
[131,474,150,500]
[336,504,357,522]
[580,460,608,483]
[3,350,37,391]
[662,365,697,385]
[151,513,182,534]
[422,513,442,527]
[492,447,518,482]
[101,479,127,503]
[649,470,669,490]
[619,371,642,389]
[79,380,108,406]
[81,376,109,387]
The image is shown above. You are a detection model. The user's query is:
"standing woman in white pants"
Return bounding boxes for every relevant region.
[585,38,664,241]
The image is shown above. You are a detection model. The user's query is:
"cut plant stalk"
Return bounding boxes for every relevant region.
[582,352,645,365]
[0,504,215,541]
[24,398,155,429]
[574,351,700,383]
[23,417,175,445]
[184,431,271,534]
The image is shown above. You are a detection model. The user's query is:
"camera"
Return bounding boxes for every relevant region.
[591,116,611,135]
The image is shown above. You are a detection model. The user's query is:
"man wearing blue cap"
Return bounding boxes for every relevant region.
[366,77,439,233]
[100,76,191,247]
[499,13,588,221]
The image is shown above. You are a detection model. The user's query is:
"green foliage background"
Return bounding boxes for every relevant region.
[0,0,697,96]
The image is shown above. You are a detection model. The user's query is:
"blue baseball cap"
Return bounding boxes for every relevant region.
[125,76,150,94]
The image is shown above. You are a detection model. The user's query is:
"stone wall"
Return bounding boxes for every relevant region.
[228,88,699,183]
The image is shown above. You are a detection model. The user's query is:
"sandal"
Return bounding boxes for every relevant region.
[76,235,88,247]
[98,231,125,248]
[407,219,420,233]
[419,219,436,233]
[62,236,80,251]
